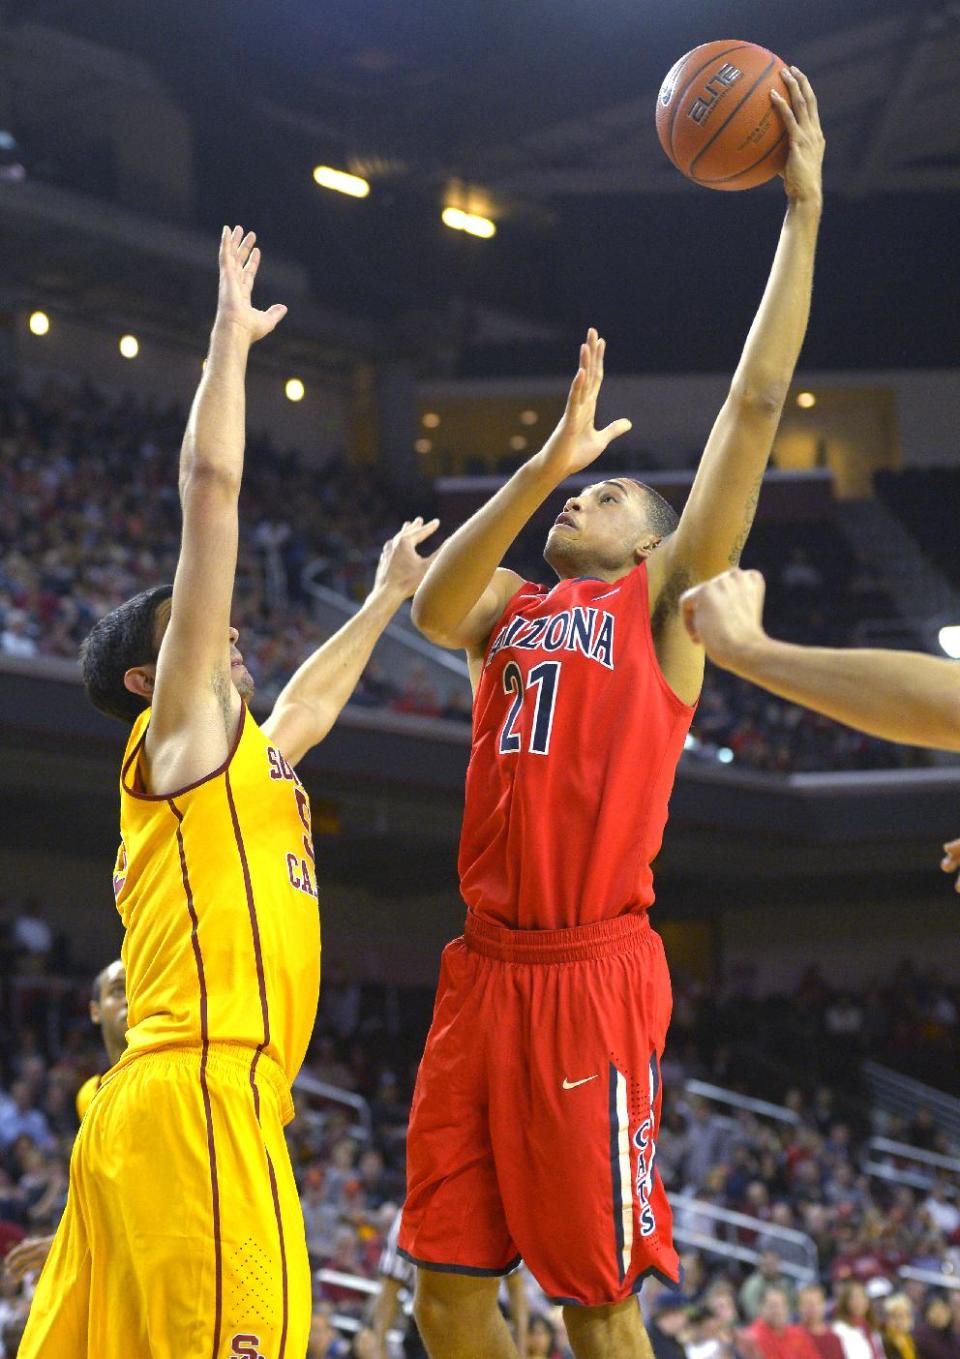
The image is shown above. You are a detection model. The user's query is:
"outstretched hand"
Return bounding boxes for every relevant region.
[537,328,632,481]
[941,836,960,895]
[772,67,825,206]
[216,225,288,343]
[680,568,769,667]
[374,516,441,602]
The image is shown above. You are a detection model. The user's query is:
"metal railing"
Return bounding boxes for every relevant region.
[670,1195,818,1282]
[863,1060,960,1147]
[863,1135,960,1191]
[899,1265,960,1292]
[292,1071,373,1142]
[684,1079,801,1127]
[314,1270,406,1346]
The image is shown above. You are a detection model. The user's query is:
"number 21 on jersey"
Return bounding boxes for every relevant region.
[499,660,561,756]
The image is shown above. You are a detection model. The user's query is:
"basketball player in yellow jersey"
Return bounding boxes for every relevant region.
[20,228,438,1359]
[5,960,127,1285]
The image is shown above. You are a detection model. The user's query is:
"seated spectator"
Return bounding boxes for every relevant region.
[796,1284,845,1359]
[308,1302,349,1358]
[740,1254,797,1323]
[738,1286,821,1359]
[913,1295,960,1359]
[526,1312,566,1359]
[883,1294,917,1359]
[648,1293,691,1359]
[0,1085,54,1152]
[833,1282,885,1359]
[347,1327,379,1359]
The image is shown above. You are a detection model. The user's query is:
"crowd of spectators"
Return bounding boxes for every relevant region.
[0,377,932,770]
[0,918,957,1356]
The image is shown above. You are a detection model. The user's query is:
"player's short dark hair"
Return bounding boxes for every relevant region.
[639,483,680,538]
[79,584,173,724]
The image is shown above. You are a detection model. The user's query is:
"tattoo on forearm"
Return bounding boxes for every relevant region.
[728,473,764,566]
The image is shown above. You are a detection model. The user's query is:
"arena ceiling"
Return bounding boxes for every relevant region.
[3,0,959,373]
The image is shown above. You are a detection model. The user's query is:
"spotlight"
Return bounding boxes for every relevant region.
[442,207,496,239]
[0,130,26,183]
[285,378,305,402]
[28,311,50,336]
[796,391,816,409]
[119,334,139,359]
[939,625,960,659]
[312,166,370,198]
[422,413,441,429]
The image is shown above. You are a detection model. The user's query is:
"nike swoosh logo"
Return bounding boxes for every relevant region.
[562,1075,599,1090]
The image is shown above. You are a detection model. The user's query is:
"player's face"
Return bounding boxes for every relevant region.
[544,478,654,579]
[152,598,255,701]
[91,960,127,1056]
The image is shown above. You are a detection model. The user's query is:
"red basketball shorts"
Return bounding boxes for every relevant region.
[399,911,680,1307]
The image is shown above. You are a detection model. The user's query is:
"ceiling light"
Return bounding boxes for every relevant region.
[414,438,433,454]
[442,207,496,239]
[422,413,441,429]
[509,435,528,452]
[520,410,538,426]
[312,166,370,198]
[796,391,816,409]
[28,311,50,336]
[285,378,305,402]
[119,334,139,359]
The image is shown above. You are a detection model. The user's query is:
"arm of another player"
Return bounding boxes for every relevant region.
[681,569,960,751]
[4,1234,55,1283]
[411,329,631,658]
[146,227,287,787]
[505,1270,529,1354]
[262,518,439,766]
[651,69,825,606]
[371,1275,404,1359]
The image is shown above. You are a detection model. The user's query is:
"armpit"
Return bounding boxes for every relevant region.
[651,567,693,639]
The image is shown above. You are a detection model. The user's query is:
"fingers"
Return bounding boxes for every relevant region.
[262,303,288,331]
[770,84,799,136]
[241,245,261,288]
[565,365,587,414]
[941,837,960,872]
[411,517,441,545]
[598,417,632,448]
[680,592,702,645]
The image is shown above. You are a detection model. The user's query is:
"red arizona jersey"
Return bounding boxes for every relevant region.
[459,563,695,929]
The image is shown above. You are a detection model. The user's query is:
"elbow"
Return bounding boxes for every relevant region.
[179,460,242,502]
[729,378,789,418]
[410,588,445,644]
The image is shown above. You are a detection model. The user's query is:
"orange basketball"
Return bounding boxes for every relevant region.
[656,40,789,191]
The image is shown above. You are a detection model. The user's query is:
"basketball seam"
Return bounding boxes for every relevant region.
[701,127,788,185]
[689,56,776,180]
[666,43,751,166]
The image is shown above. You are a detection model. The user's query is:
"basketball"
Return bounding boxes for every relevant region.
[656,40,789,190]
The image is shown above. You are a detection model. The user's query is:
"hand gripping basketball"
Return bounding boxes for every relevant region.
[772,67,825,205]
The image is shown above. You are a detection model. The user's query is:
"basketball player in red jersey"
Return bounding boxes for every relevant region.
[401,69,824,1359]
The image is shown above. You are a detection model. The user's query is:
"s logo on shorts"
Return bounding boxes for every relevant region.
[230,1336,265,1359]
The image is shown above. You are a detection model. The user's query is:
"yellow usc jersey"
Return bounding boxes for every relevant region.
[75,1074,101,1121]
[112,703,321,1089]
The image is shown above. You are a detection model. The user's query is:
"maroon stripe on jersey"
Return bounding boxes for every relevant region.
[123,703,247,802]
[169,798,223,1359]
[265,1145,290,1359]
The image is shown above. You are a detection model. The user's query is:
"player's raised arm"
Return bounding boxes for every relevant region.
[681,569,960,752]
[262,517,439,766]
[651,68,824,601]
[411,328,631,656]
[144,227,286,789]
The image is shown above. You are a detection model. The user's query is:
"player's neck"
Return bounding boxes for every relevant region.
[555,561,638,584]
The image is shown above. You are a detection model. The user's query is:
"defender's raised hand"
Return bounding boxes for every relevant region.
[374,516,441,603]
[772,67,825,206]
[680,568,769,668]
[538,328,632,481]
[216,225,288,343]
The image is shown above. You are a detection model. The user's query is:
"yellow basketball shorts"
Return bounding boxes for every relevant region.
[20,1044,310,1359]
